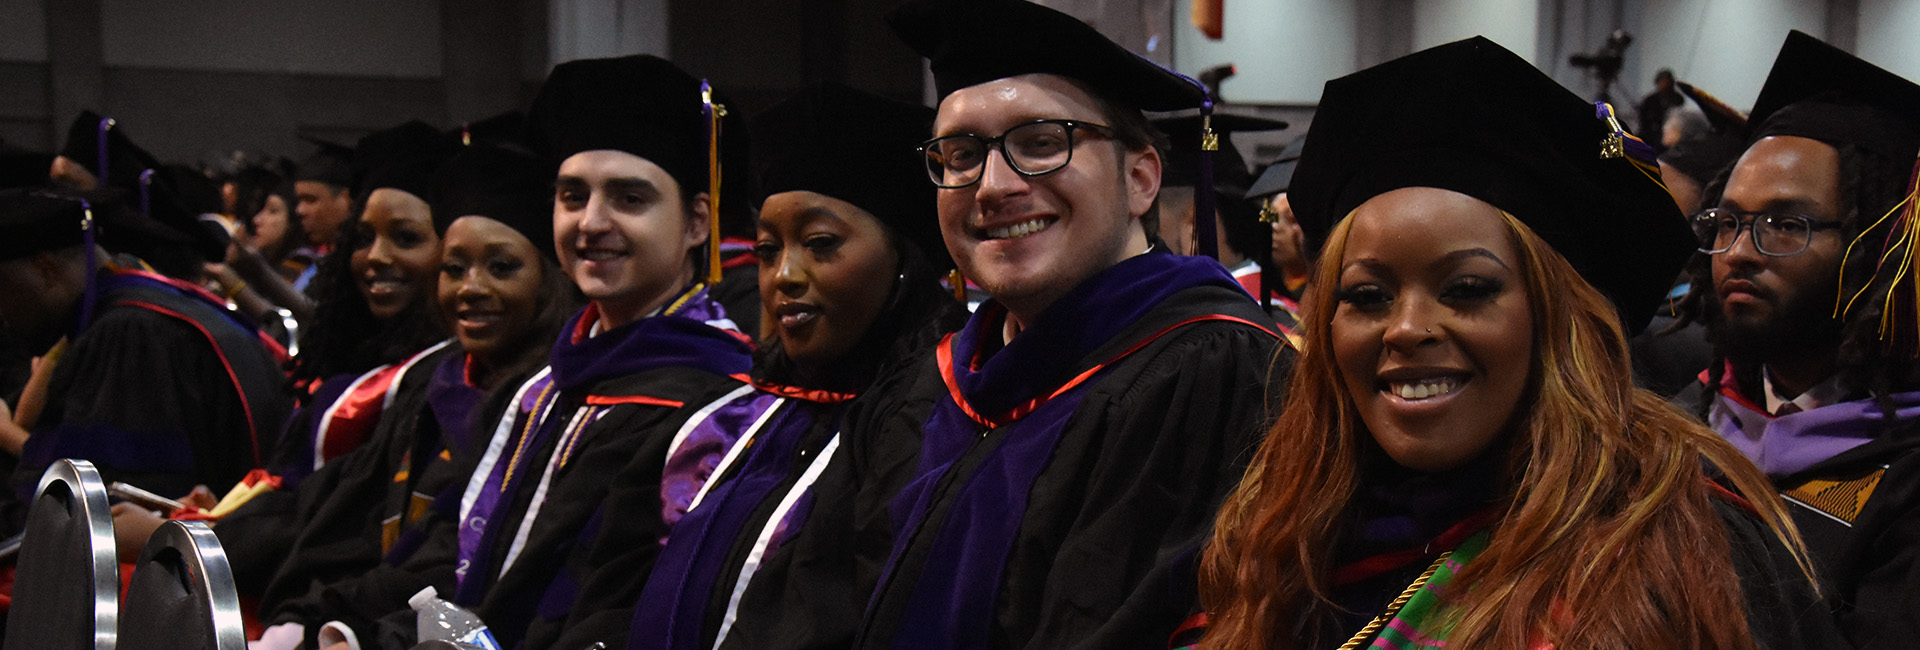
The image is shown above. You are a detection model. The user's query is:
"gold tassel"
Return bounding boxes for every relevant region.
[703,82,726,285]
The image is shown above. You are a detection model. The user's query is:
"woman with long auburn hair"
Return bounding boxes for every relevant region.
[1191,37,1843,650]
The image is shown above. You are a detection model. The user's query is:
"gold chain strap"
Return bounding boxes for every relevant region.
[1334,550,1453,650]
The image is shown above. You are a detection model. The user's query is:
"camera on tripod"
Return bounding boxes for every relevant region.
[1570,30,1634,83]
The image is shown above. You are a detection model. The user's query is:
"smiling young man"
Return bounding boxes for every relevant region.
[836,2,1290,650]
[259,56,759,650]
[1674,31,1920,647]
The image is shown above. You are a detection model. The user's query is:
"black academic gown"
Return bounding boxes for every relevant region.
[713,347,955,650]
[1303,494,1843,649]
[855,252,1291,650]
[226,342,498,615]
[1677,376,1920,649]
[11,267,290,531]
[271,294,754,650]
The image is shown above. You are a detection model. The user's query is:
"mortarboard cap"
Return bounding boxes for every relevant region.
[1289,36,1691,333]
[1747,31,1920,165]
[1744,31,1920,357]
[0,140,52,190]
[887,0,1206,111]
[0,187,184,262]
[295,136,355,188]
[523,55,742,200]
[352,121,462,201]
[452,111,527,147]
[750,82,948,271]
[428,141,558,261]
[1247,135,1308,200]
[59,111,163,188]
[1154,113,1287,194]
[1658,82,1748,187]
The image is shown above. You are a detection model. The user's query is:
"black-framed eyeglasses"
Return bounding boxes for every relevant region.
[1689,208,1844,256]
[919,119,1115,188]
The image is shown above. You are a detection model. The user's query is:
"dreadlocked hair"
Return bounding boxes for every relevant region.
[1672,140,1920,418]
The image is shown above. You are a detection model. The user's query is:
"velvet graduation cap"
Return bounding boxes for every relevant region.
[295,136,355,189]
[59,110,162,187]
[888,0,1227,255]
[57,112,227,261]
[888,0,1205,111]
[1658,81,1748,188]
[0,188,183,261]
[1745,31,1920,356]
[1289,36,1692,333]
[524,55,737,200]
[523,54,751,280]
[750,82,949,271]
[1156,113,1288,193]
[1247,135,1308,200]
[428,141,558,261]
[353,121,462,201]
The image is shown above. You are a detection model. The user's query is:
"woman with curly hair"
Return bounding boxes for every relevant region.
[1191,37,1842,650]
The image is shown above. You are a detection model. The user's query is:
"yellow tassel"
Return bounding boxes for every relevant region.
[703,84,726,285]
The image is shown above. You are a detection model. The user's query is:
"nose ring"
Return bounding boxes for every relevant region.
[1425,328,1433,334]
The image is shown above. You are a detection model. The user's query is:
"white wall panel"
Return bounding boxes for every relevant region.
[1413,0,1538,63]
[1857,0,1920,83]
[1173,0,1357,104]
[1637,0,1825,111]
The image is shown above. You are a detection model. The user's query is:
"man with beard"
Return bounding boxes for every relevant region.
[1674,31,1920,648]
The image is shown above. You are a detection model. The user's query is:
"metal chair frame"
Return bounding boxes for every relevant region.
[123,520,247,650]
[7,459,121,650]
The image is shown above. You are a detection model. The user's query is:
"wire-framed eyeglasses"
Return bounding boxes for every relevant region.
[1689,208,1844,256]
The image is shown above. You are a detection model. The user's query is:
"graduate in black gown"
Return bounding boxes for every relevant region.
[1195,36,1840,650]
[544,82,967,650]
[260,55,758,650]
[224,141,579,625]
[0,188,290,532]
[842,2,1292,649]
[278,121,462,485]
[1667,31,1920,649]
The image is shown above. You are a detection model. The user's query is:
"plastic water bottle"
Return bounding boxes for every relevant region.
[410,586,504,650]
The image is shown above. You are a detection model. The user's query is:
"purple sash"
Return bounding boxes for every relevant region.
[628,394,813,650]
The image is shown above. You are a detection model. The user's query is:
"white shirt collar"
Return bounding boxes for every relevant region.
[1761,367,1849,416]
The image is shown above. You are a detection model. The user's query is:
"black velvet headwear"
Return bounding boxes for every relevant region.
[1744,31,1920,357]
[750,82,948,271]
[887,0,1205,111]
[523,55,746,201]
[352,120,461,201]
[59,111,162,187]
[1154,113,1288,194]
[453,111,527,147]
[1747,30,1920,165]
[0,141,52,190]
[294,136,355,188]
[1289,36,1692,333]
[1247,135,1308,200]
[1656,82,1748,188]
[428,142,558,261]
[55,113,226,260]
[0,188,184,262]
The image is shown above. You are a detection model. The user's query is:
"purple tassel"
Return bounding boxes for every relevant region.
[139,168,155,218]
[94,118,112,186]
